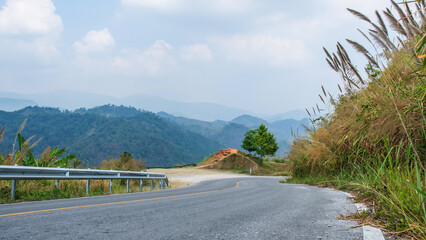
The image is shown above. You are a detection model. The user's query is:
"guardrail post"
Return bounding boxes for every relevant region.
[109,179,113,194]
[86,179,90,195]
[10,180,17,200]
[140,179,143,192]
[55,179,59,189]
[151,179,154,191]
[158,179,162,190]
[126,179,130,193]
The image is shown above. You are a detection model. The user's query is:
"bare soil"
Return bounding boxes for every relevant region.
[148,167,248,188]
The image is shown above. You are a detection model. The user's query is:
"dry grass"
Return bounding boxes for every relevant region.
[287,1,426,238]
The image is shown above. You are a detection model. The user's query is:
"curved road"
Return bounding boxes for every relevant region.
[0,177,362,239]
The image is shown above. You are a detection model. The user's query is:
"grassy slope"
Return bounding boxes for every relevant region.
[287,3,426,239]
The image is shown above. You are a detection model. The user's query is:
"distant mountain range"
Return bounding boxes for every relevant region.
[0,98,36,111]
[0,105,309,166]
[0,91,307,121]
[0,106,223,167]
[158,110,309,156]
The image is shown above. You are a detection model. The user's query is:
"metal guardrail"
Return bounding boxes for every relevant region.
[0,165,169,200]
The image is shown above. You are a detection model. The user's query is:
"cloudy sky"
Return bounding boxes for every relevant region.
[0,0,392,115]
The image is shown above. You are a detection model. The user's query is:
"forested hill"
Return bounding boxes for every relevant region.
[0,106,223,167]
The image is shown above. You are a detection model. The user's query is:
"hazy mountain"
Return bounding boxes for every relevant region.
[75,105,143,118]
[160,112,309,156]
[264,109,308,121]
[0,98,37,111]
[121,94,250,121]
[0,91,250,121]
[0,106,223,167]
[269,118,310,140]
[231,114,268,128]
[0,91,116,110]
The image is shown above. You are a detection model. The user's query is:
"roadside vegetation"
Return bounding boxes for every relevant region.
[0,120,160,203]
[287,1,425,238]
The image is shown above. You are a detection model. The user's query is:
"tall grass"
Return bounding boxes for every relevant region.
[287,1,426,238]
[0,179,159,203]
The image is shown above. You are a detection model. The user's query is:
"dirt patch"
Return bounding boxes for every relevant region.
[198,148,261,172]
[148,167,247,184]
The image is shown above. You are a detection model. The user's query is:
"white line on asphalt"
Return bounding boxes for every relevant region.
[349,194,386,240]
[363,225,385,240]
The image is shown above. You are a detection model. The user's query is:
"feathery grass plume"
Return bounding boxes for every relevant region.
[321,85,327,97]
[323,47,333,61]
[416,3,426,22]
[404,2,420,29]
[319,94,325,104]
[23,135,35,146]
[337,42,351,62]
[371,21,397,51]
[312,107,316,116]
[291,127,294,138]
[0,126,5,143]
[384,8,408,37]
[347,60,365,85]
[369,29,391,51]
[347,8,371,23]
[346,77,360,89]
[391,0,414,37]
[346,39,379,67]
[305,108,311,117]
[17,119,27,134]
[300,124,311,133]
[316,104,321,113]
[357,29,378,53]
[324,47,339,71]
[336,43,348,63]
[332,53,342,68]
[326,58,338,71]
[29,137,42,150]
[337,84,343,93]
[327,92,335,106]
[376,10,388,35]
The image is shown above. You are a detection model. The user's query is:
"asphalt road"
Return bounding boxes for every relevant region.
[0,177,362,240]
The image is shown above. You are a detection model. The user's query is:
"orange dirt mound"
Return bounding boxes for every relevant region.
[199,148,260,171]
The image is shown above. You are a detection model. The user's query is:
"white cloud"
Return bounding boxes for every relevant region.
[209,34,307,66]
[0,0,62,35]
[73,28,115,54]
[0,0,62,61]
[180,44,212,61]
[121,0,179,10]
[325,0,389,14]
[73,40,175,76]
[121,0,253,12]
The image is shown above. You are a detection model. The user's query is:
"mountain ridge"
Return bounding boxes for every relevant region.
[0,91,307,121]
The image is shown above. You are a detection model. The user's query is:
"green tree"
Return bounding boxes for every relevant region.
[241,124,279,158]
[254,124,279,158]
[241,129,258,154]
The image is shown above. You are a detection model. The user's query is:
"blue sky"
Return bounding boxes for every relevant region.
[0,0,391,115]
